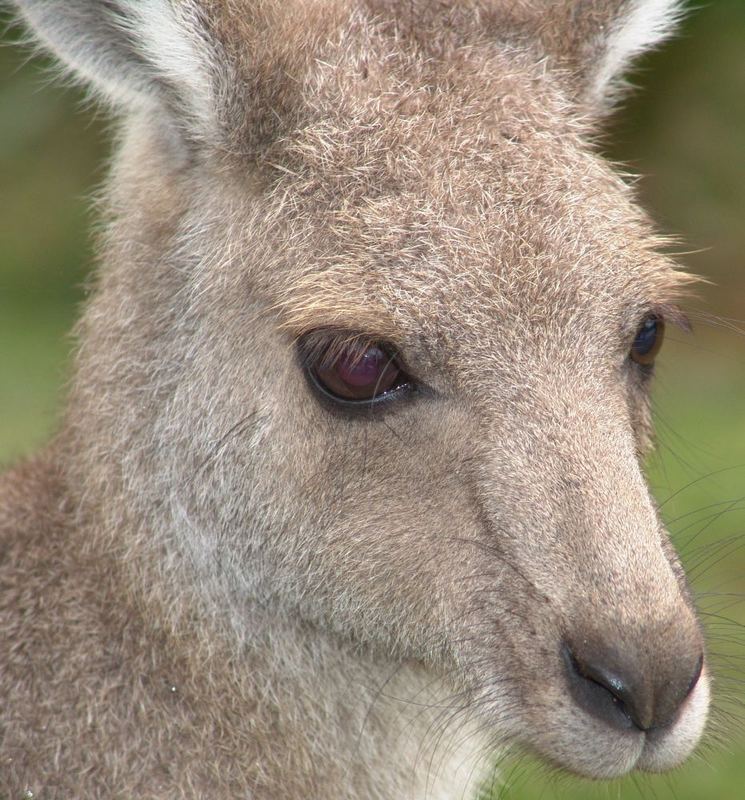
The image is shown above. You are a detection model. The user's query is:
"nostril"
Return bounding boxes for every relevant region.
[563,642,706,734]
[563,644,644,731]
[686,653,704,698]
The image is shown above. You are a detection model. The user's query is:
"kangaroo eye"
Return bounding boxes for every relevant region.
[305,337,410,404]
[630,314,665,366]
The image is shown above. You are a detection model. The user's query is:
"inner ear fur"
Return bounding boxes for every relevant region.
[9,0,219,136]
[535,0,682,109]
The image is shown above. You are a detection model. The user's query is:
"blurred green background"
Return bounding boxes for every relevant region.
[1,2,744,798]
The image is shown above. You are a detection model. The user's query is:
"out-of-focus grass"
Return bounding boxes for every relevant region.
[0,20,105,463]
[0,298,77,459]
[1,2,744,799]
[604,0,745,299]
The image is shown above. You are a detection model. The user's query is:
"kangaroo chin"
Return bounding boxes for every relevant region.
[2,1,710,798]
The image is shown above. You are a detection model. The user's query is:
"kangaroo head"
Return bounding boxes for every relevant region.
[15,0,708,782]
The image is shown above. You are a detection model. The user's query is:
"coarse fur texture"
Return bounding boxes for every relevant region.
[1,1,711,798]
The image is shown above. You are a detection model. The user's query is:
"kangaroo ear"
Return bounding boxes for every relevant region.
[551,0,683,109]
[10,0,217,133]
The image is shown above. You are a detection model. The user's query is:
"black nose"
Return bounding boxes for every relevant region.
[563,642,703,732]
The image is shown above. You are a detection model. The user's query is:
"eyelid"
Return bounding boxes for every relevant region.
[297,327,416,375]
[295,328,400,366]
[298,330,371,371]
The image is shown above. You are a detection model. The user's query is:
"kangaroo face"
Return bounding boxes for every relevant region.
[139,31,707,778]
[13,0,709,785]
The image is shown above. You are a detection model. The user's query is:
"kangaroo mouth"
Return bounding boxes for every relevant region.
[517,655,711,779]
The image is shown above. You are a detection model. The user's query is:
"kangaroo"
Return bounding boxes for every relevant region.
[1,1,711,798]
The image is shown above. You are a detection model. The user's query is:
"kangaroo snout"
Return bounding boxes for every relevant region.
[466,394,711,779]
[561,546,709,773]
[502,566,710,778]
[564,634,704,733]
[532,617,711,778]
